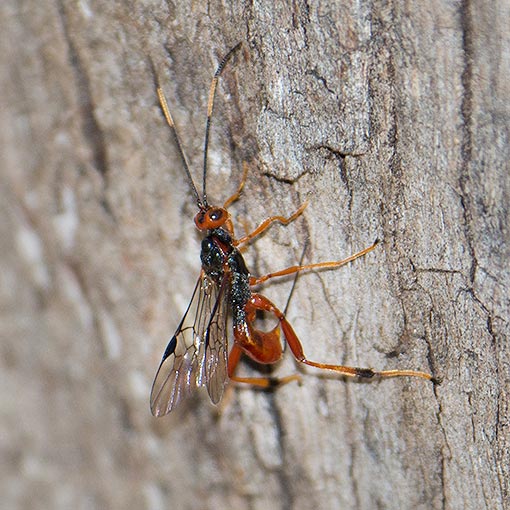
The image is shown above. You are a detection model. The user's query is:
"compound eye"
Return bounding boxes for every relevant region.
[209,209,224,222]
[194,211,206,229]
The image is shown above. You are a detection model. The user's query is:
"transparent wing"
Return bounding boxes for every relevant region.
[150,272,229,416]
[204,277,229,404]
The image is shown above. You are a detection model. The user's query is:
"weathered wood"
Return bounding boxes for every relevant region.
[1,1,508,509]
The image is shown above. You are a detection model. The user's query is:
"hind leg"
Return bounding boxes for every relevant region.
[248,294,435,382]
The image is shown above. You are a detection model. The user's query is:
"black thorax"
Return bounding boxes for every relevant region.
[200,227,251,325]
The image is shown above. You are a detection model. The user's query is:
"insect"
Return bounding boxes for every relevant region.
[150,44,436,417]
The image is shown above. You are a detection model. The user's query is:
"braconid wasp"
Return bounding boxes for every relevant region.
[150,44,436,416]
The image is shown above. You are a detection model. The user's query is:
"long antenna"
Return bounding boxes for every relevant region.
[157,87,203,209]
[202,42,242,207]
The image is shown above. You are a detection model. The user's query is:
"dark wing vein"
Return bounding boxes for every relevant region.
[149,272,229,416]
[204,276,229,404]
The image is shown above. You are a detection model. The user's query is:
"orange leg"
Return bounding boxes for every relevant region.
[223,163,250,245]
[235,202,308,247]
[223,162,249,209]
[223,161,307,247]
[250,240,379,286]
[227,343,302,388]
[248,293,435,382]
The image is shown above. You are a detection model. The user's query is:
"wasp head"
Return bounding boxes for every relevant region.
[194,206,229,231]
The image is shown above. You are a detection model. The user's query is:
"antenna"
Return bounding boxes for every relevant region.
[157,87,203,209]
[156,43,242,209]
[201,42,242,207]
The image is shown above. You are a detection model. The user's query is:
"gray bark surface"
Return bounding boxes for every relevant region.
[1,1,508,509]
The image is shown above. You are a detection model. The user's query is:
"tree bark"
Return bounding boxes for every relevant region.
[1,1,508,509]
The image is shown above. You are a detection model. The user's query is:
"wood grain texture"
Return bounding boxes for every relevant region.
[1,1,508,509]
